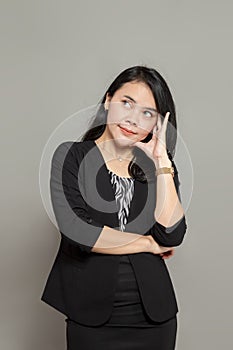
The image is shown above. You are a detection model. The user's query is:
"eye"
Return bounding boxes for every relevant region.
[143,110,153,118]
[122,99,132,108]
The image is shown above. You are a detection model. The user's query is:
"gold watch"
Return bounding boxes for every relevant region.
[156,166,175,177]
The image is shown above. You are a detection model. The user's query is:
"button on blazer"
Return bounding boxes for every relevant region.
[41,140,187,326]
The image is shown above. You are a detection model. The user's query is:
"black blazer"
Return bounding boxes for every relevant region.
[41,140,187,326]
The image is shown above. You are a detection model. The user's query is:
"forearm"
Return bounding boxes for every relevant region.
[91,225,151,254]
[154,158,185,227]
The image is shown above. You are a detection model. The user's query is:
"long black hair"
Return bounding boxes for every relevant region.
[81,65,177,182]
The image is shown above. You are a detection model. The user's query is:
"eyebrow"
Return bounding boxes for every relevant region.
[123,95,158,113]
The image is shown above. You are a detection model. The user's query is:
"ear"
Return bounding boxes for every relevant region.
[104,92,111,110]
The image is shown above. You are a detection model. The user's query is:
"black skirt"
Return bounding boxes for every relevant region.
[65,255,177,349]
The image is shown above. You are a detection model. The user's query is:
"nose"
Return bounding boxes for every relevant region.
[124,107,141,127]
[124,119,137,127]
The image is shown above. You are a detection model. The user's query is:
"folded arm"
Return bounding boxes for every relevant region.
[50,142,186,254]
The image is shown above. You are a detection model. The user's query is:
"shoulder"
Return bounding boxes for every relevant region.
[54,140,94,153]
[52,140,95,162]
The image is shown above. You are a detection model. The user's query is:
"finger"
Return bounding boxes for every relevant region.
[156,113,167,140]
[156,112,170,148]
[162,255,169,259]
[157,114,162,132]
[152,122,157,132]
[161,112,170,134]
[152,125,159,140]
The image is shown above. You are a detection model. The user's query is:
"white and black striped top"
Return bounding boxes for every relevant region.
[108,169,135,231]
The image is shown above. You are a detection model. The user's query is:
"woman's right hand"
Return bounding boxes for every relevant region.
[146,235,175,258]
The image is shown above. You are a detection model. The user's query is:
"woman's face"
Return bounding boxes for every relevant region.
[104,81,159,147]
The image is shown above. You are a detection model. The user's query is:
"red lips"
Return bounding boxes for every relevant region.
[119,125,137,134]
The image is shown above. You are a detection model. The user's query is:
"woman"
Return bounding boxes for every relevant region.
[41,65,187,349]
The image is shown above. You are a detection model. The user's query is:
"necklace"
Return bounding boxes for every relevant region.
[97,143,134,164]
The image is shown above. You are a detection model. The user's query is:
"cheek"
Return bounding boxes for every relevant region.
[139,120,156,135]
[106,109,121,125]
[136,129,150,143]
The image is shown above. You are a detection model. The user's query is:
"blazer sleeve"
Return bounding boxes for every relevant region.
[50,141,105,254]
[148,158,187,247]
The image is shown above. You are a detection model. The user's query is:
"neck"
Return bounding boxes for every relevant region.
[94,136,134,160]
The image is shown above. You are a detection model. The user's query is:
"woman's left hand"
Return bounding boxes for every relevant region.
[133,112,171,167]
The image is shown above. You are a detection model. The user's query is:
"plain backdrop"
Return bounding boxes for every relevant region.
[0,0,232,349]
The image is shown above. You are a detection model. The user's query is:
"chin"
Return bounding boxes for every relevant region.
[113,137,133,147]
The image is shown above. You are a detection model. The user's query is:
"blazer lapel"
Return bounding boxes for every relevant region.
[83,140,119,228]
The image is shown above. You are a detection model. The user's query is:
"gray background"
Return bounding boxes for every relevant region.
[1,0,232,349]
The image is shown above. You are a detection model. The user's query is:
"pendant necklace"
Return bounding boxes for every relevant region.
[98,144,134,165]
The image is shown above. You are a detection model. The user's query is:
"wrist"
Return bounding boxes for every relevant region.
[142,235,153,252]
[154,156,172,169]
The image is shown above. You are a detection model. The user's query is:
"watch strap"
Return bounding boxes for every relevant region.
[156,166,175,177]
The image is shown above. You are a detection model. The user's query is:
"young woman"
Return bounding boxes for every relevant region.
[41,65,187,349]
